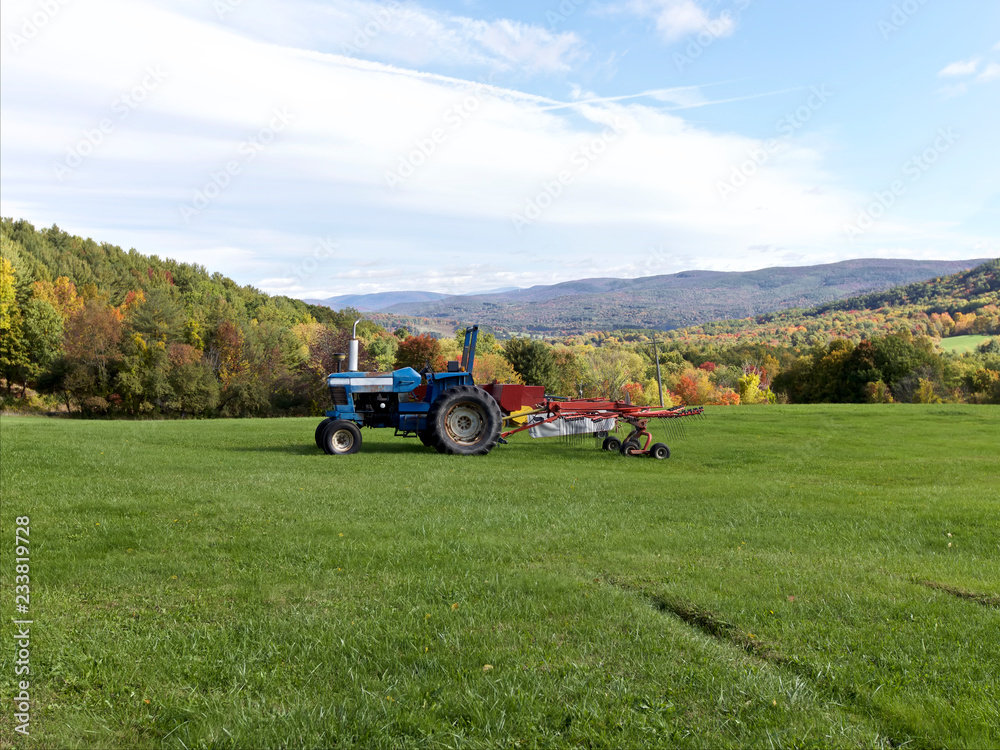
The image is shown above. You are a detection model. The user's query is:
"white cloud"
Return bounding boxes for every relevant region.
[155,0,586,75]
[468,18,586,73]
[934,83,968,99]
[977,62,1000,82]
[0,0,990,297]
[934,51,999,96]
[610,0,736,43]
[937,58,979,77]
[258,277,298,288]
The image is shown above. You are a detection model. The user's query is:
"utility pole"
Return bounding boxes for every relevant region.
[653,332,664,407]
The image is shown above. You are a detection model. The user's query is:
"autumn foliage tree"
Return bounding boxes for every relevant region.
[672,369,714,405]
[551,347,587,397]
[584,346,644,400]
[60,300,124,411]
[473,352,522,384]
[0,257,26,390]
[395,334,443,371]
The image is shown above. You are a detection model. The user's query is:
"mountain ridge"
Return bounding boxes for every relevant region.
[311,258,992,334]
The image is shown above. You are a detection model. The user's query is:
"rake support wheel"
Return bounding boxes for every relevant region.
[649,442,670,460]
[620,438,641,456]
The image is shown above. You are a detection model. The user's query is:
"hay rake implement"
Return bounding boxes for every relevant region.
[316,322,702,461]
[502,399,705,459]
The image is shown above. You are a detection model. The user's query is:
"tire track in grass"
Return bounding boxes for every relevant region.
[913,580,999,608]
[600,575,915,747]
[602,576,781,661]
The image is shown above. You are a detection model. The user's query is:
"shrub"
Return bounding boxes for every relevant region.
[865,380,894,404]
[672,369,716,405]
[710,388,740,406]
[913,378,942,404]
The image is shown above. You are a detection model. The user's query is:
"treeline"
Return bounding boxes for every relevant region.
[0,219,394,417]
[2,218,998,417]
[772,332,1000,404]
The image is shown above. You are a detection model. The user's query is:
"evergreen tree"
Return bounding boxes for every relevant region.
[503,338,557,390]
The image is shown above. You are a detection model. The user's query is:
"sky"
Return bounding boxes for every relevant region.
[1,0,998,300]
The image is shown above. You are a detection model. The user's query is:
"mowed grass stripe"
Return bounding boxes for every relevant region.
[1,405,997,749]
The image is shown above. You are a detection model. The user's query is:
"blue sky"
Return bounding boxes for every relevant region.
[1,0,997,299]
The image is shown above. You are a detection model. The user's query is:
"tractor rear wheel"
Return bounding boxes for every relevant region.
[427,385,502,456]
[315,418,332,449]
[417,428,438,448]
[321,420,362,455]
[649,442,670,460]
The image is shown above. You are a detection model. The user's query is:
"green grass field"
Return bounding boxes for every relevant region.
[936,334,994,354]
[1,406,998,749]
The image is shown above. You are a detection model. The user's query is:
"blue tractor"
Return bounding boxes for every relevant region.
[314,323,504,456]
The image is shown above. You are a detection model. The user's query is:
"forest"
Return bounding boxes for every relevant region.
[2,218,998,416]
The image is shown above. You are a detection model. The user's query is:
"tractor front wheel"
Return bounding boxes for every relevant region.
[427,385,502,456]
[321,420,362,455]
[315,418,332,449]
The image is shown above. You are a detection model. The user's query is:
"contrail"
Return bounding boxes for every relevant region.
[537,84,801,112]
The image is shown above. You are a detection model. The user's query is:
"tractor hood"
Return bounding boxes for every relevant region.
[325,367,421,394]
[392,367,422,393]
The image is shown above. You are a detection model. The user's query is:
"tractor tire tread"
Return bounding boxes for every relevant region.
[321,420,363,455]
[427,385,502,456]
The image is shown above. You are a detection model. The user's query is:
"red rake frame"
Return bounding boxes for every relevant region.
[501,398,704,456]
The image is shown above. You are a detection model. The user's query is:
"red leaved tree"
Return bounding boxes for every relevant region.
[395,334,444,371]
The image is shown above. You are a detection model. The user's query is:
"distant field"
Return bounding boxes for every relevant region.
[1,407,998,749]
[937,334,994,353]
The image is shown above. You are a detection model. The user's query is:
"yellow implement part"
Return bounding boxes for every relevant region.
[503,406,543,426]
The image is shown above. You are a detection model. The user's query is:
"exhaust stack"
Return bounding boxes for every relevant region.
[348,319,361,372]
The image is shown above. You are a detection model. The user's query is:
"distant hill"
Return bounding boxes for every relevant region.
[814,259,1000,314]
[660,259,1000,349]
[367,258,991,334]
